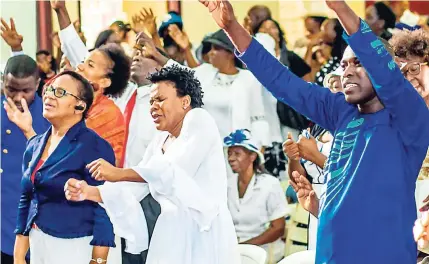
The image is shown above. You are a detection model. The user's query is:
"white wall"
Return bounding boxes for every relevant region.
[1,0,37,71]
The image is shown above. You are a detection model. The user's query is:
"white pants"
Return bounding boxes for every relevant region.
[29,228,122,264]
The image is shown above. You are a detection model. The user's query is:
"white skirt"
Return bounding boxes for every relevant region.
[29,227,122,264]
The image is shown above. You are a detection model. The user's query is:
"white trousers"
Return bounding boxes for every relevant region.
[29,228,92,264]
[29,228,122,264]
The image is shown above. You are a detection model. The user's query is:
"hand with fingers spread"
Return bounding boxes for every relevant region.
[413,211,429,249]
[199,0,236,30]
[87,158,120,182]
[132,14,146,34]
[289,171,319,217]
[283,132,300,161]
[1,17,23,51]
[140,8,157,36]
[168,24,191,50]
[3,97,35,139]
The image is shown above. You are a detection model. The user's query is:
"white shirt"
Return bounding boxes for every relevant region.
[227,173,288,253]
[58,24,88,68]
[99,108,240,263]
[112,82,157,168]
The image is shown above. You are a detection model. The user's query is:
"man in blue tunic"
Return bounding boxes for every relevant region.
[200,0,429,263]
[1,55,50,264]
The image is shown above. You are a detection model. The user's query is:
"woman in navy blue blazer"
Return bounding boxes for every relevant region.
[13,71,116,264]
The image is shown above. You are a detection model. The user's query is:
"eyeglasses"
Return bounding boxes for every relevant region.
[400,62,428,76]
[44,85,82,100]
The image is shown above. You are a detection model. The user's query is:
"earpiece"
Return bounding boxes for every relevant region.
[75,105,85,111]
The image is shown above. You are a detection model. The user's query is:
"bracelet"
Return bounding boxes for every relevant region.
[91,258,107,264]
[322,158,329,170]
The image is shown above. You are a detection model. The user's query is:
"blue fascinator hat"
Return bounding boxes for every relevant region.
[224,129,265,165]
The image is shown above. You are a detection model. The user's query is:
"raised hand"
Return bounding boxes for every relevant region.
[168,24,190,50]
[0,18,23,51]
[283,132,300,161]
[87,158,120,182]
[198,0,236,29]
[289,171,319,216]
[325,0,347,11]
[50,0,66,11]
[3,97,33,134]
[140,8,157,36]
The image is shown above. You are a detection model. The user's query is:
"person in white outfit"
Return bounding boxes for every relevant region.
[224,129,288,263]
[64,65,240,264]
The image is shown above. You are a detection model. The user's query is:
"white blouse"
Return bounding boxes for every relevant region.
[227,173,288,260]
[99,108,240,264]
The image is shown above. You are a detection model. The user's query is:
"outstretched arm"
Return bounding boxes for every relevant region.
[199,0,347,133]
[51,0,88,68]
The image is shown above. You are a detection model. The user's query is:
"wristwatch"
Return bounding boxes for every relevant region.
[91,258,107,264]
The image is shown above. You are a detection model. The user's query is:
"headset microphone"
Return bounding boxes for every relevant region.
[75,105,84,111]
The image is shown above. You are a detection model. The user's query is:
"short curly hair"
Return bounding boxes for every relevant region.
[97,43,131,98]
[390,29,429,61]
[147,65,204,108]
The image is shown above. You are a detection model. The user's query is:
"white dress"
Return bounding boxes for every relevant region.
[100,108,240,264]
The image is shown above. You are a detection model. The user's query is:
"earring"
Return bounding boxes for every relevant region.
[183,106,187,110]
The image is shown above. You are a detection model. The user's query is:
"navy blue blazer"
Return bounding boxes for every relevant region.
[15,120,116,247]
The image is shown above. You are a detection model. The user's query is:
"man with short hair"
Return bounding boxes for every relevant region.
[200,0,429,262]
[1,55,50,264]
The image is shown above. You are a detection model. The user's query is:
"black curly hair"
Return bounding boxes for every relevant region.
[147,65,204,108]
[97,43,131,98]
[390,29,429,61]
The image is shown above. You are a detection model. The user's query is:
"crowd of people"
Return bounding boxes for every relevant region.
[1,0,429,263]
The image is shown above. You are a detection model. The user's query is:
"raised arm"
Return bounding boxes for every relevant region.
[328,0,429,147]
[51,0,88,68]
[199,0,346,132]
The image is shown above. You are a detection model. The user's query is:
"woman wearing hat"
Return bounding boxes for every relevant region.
[224,129,288,263]
[167,29,269,149]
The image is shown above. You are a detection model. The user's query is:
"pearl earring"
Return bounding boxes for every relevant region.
[183,106,187,110]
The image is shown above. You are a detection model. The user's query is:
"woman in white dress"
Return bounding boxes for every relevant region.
[64,64,240,264]
[224,129,288,263]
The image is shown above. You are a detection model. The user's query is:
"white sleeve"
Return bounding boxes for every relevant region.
[58,24,88,68]
[266,178,288,221]
[11,51,25,57]
[249,77,270,147]
[97,181,150,254]
[254,33,276,57]
[131,109,219,231]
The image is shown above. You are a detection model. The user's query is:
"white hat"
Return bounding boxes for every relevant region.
[224,129,265,165]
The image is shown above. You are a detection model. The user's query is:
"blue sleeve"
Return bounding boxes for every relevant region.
[343,19,429,147]
[87,139,116,247]
[14,138,37,235]
[236,39,349,132]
